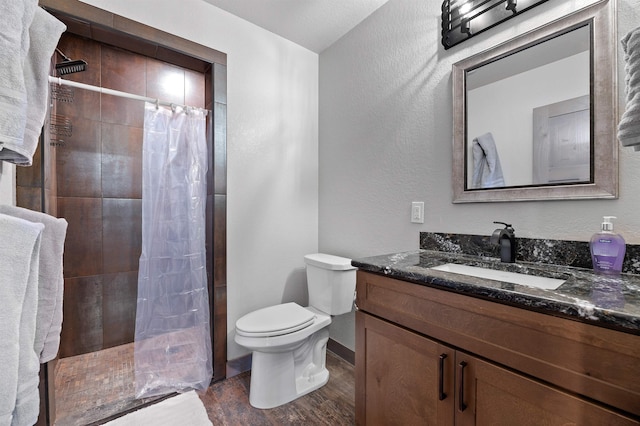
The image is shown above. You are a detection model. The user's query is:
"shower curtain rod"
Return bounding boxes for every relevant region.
[48,76,209,115]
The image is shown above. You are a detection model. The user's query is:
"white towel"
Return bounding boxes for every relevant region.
[0,4,66,166]
[471,132,505,188]
[0,0,37,155]
[21,8,67,165]
[0,205,68,363]
[618,26,640,150]
[0,213,44,426]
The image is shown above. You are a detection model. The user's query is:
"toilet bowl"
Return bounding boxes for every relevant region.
[234,254,356,409]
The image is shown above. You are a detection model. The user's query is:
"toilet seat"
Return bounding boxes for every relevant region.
[236,302,316,337]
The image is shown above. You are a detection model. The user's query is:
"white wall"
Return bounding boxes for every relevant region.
[319,0,640,350]
[78,0,319,360]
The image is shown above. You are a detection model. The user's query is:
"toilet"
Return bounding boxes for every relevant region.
[234,253,356,409]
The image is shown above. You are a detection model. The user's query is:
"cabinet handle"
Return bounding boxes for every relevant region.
[458,361,468,412]
[438,353,447,401]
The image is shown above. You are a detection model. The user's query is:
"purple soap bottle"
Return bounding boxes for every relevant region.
[590,216,626,275]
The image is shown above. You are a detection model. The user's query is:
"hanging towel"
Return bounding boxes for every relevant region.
[0,205,68,363]
[0,213,44,426]
[21,8,67,165]
[471,132,505,188]
[618,25,640,150]
[0,0,37,156]
[0,4,66,166]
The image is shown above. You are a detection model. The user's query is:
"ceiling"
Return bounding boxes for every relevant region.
[201,0,390,53]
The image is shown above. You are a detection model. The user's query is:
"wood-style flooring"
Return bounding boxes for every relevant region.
[53,343,355,425]
[199,351,355,425]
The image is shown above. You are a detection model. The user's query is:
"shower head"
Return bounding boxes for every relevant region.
[55,48,87,76]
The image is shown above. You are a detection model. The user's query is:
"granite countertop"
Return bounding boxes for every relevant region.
[352,250,640,335]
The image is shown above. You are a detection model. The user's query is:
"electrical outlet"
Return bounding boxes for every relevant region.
[411,202,424,224]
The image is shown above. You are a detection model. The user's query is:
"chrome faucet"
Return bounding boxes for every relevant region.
[491,221,516,263]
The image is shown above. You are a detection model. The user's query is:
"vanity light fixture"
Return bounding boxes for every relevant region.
[441,0,548,49]
[461,18,471,35]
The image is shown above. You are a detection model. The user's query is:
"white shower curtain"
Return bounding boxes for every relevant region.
[134,102,212,398]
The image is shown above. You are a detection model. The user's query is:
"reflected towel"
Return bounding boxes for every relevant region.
[618,25,640,150]
[0,213,44,426]
[0,6,66,166]
[471,132,505,188]
[0,205,68,363]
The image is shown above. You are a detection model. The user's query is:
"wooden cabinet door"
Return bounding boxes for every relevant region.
[455,351,639,426]
[356,311,455,426]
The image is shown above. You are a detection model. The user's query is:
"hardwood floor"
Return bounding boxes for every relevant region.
[53,344,355,425]
[199,351,355,425]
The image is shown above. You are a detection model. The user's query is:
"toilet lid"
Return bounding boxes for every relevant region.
[236,302,316,337]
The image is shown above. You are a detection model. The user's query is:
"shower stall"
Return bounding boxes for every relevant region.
[15,3,227,424]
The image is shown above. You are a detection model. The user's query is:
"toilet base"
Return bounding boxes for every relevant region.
[248,327,330,409]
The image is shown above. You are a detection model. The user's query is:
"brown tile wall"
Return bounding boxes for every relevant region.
[16,151,44,211]
[51,33,207,357]
[210,63,227,382]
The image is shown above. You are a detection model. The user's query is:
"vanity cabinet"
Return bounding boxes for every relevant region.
[356,311,453,424]
[355,271,640,425]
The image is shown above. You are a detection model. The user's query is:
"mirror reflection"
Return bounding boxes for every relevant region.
[466,25,591,190]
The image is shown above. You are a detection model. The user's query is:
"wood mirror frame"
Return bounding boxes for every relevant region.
[452,0,617,203]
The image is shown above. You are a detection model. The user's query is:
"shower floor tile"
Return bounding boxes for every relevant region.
[53,343,162,426]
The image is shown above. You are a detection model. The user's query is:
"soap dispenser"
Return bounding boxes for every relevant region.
[590,216,626,275]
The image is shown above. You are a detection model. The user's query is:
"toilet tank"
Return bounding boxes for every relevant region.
[304,253,356,315]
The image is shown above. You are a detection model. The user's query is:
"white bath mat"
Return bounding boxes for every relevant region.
[104,391,212,426]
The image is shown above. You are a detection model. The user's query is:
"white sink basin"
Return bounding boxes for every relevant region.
[430,263,565,290]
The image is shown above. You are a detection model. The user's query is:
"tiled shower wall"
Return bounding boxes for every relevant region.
[26,33,206,358]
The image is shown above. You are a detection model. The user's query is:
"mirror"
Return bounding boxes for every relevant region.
[452,0,617,203]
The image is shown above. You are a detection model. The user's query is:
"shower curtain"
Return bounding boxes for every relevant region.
[134,102,212,398]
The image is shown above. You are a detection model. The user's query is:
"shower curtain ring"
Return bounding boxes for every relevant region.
[155,99,160,110]
[170,103,176,112]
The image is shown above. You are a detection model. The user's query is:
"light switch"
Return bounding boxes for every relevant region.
[411,201,424,224]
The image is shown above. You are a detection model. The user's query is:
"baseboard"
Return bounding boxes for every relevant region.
[226,353,252,378]
[327,338,355,366]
